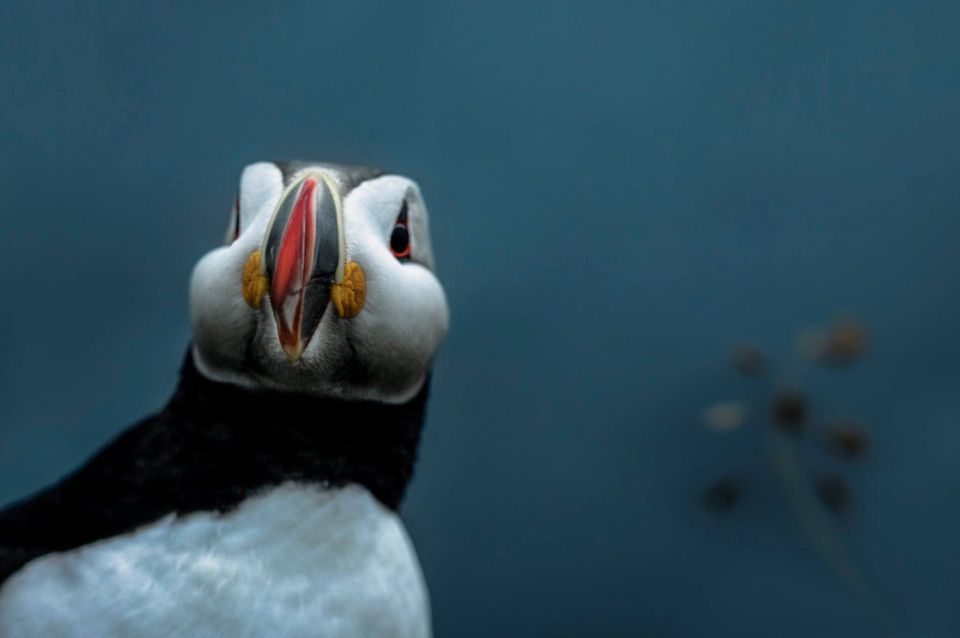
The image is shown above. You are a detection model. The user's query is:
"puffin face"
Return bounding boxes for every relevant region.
[189,162,449,403]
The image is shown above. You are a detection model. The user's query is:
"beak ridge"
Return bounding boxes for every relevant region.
[261,172,341,361]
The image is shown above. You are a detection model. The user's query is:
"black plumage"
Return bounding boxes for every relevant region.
[0,350,429,586]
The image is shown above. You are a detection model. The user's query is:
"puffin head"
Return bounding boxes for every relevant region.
[189,161,449,403]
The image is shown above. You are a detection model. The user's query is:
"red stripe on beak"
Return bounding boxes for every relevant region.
[271,178,318,359]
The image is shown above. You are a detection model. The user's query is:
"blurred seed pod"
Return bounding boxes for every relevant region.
[772,391,807,434]
[821,422,871,461]
[702,401,747,431]
[815,473,852,517]
[731,343,767,376]
[702,476,742,512]
[817,317,869,366]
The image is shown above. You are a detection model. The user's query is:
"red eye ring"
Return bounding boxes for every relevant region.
[390,202,411,260]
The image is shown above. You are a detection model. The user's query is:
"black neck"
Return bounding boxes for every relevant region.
[171,350,430,511]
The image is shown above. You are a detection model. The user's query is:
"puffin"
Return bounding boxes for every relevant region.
[0,161,449,637]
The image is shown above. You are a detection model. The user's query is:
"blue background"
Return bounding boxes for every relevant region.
[1,1,959,635]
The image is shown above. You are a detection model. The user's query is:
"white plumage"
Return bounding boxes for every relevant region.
[0,484,430,638]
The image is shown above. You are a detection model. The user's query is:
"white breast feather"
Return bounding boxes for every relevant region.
[0,484,431,638]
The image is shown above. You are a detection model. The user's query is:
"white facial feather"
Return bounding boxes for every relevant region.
[238,162,284,229]
[0,484,431,638]
[189,164,449,402]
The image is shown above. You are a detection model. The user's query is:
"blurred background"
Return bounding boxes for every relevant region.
[1,1,959,635]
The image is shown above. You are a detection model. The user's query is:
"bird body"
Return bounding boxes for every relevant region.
[0,162,448,636]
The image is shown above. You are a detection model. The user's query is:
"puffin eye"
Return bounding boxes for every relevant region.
[224,194,241,245]
[390,201,411,260]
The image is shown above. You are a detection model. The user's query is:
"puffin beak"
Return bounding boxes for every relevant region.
[260,172,343,362]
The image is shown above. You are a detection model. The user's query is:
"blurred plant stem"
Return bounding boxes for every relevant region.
[766,429,895,636]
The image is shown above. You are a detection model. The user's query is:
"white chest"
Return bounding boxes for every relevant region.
[0,484,430,638]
